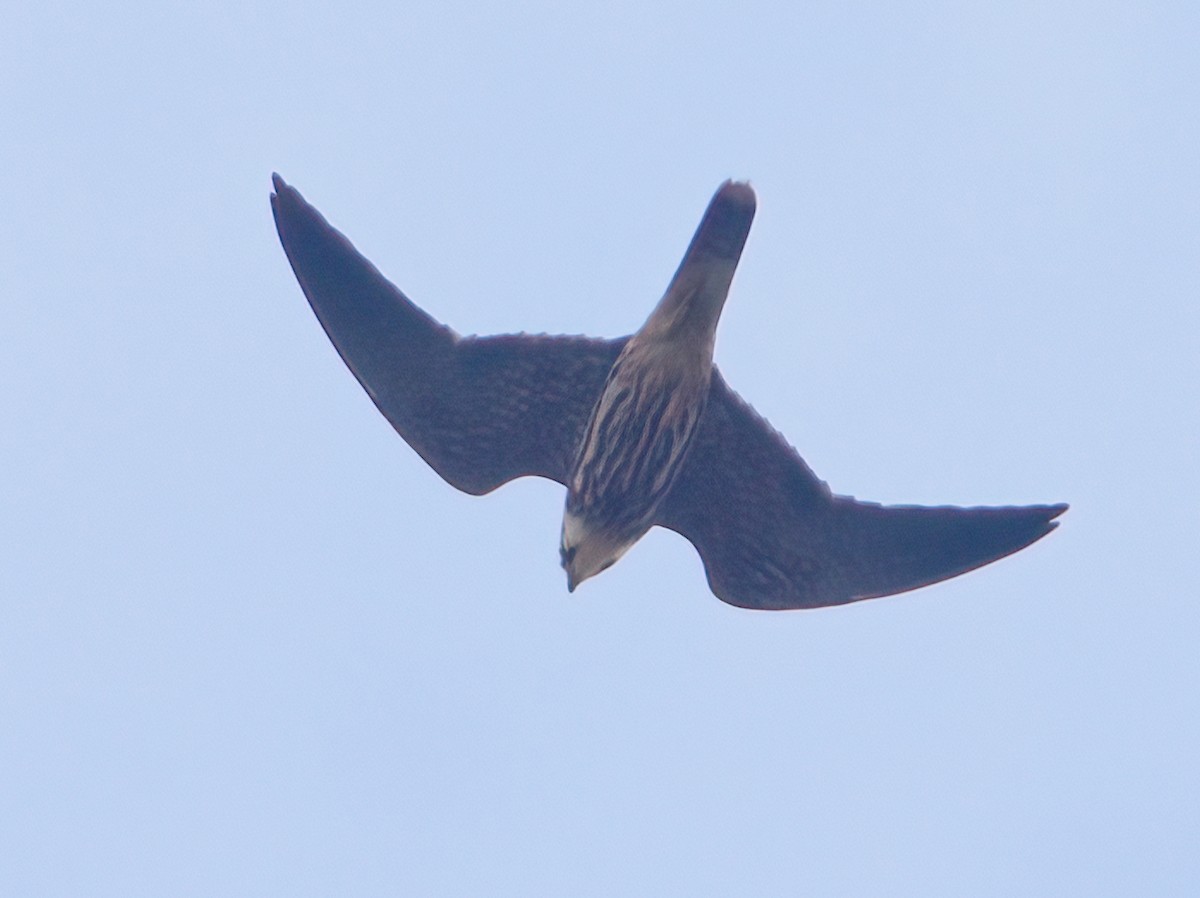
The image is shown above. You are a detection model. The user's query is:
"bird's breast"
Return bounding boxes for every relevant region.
[567,338,711,533]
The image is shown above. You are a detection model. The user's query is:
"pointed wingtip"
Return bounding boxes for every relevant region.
[269,174,302,231]
[270,175,324,238]
[1040,503,1069,531]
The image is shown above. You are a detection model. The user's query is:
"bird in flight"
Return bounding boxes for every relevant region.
[271,175,1065,610]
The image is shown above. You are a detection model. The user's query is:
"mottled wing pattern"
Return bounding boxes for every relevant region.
[656,372,1067,609]
[271,175,625,494]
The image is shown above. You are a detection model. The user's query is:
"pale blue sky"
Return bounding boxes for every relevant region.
[2,1,1197,894]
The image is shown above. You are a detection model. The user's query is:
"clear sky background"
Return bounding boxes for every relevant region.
[2,1,1197,895]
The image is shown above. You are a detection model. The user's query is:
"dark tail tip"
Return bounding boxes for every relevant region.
[685,181,757,264]
[714,180,757,212]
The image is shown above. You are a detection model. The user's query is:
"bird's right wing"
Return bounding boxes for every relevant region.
[272,175,625,494]
[655,372,1067,609]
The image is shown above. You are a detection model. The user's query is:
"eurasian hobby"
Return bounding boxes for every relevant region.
[271,175,1065,610]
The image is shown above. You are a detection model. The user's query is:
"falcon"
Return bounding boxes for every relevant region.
[271,175,1066,609]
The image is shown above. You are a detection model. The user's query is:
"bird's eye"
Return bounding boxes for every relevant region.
[561,545,577,564]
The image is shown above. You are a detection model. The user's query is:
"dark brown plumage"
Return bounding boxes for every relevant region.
[271,174,1066,609]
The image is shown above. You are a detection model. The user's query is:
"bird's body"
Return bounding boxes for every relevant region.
[562,182,755,589]
[271,175,1066,609]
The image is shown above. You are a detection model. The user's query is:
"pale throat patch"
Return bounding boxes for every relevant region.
[560,507,639,576]
[561,507,591,551]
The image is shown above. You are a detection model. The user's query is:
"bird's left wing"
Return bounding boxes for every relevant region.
[655,371,1067,609]
[271,175,625,494]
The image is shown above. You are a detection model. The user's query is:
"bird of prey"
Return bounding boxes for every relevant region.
[271,174,1066,610]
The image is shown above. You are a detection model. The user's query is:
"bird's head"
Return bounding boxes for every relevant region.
[559,509,637,592]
